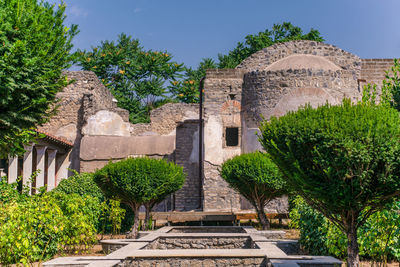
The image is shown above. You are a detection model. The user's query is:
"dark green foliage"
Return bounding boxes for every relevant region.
[0,0,78,156]
[220,152,286,229]
[94,157,185,238]
[54,171,104,201]
[74,33,184,123]
[260,101,400,265]
[290,197,400,261]
[94,157,185,206]
[218,22,324,69]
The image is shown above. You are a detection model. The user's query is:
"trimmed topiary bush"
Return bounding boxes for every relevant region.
[94,157,185,238]
[260,100,400,266]
[220,152,286,229]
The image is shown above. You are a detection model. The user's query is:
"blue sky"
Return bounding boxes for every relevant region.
[53,0,400,68]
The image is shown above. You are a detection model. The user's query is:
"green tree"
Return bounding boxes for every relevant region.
[74,33,185,123]
[218,22,324,69]
[170,58,217,103]
[220,152,286,229]
[0,0,78,157]
[93,157,185,238]
[260,101,400,267]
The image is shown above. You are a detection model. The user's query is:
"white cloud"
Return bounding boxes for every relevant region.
[69,5,88,18]
[134,8,142,13]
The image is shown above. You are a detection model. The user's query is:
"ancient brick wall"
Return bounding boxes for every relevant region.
[174,120,201,211]
[360,59,395,91]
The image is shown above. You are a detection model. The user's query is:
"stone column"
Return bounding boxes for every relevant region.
[7,155,18,184]
[23,145,33,193]
[56,151,70,185]
[46,149,57,191]
[35,146,47,191]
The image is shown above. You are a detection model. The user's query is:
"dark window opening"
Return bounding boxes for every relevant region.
[226,127,239,146]
[229,94,236,100]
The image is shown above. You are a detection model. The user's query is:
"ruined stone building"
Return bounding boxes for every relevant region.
[2,40,395,211]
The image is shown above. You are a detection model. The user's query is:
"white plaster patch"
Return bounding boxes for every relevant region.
[55,123,77,142]
[204,115,223,165]
[83,110,131,136]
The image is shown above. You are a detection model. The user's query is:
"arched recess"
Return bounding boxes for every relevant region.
[271,87,338,118]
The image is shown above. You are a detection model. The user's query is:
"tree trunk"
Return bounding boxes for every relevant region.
[346,217,360,267]
[143,202,151,231]
[255,202,270,230]
[126,205,140,239]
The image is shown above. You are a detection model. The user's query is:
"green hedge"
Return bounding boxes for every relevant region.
[290,196,400,261]
[0,180,98,265]
[54,171,131,233]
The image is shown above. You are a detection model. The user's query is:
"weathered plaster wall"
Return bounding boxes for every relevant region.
[130,103,199,136]
[242,69,358,128]
[174,120,201,211]
[39,71,123,173]
[79,135,175,172]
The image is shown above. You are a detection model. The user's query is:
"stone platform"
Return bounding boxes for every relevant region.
[44,226,341,267]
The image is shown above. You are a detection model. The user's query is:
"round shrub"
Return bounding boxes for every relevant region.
[94,157,186,238]
[220,152,286,229]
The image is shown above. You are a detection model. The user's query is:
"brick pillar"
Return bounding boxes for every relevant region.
[46,149,57,191]
[7,155,18,184]
[35,146,47,192]
[23,145,34,194]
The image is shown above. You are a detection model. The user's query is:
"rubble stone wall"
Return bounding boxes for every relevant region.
[120,257,267,267]
[237,40,361,76]
[144,237,254,249]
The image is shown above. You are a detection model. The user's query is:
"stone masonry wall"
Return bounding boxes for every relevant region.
[120,257,267,267]
[203,69,244,212]
[144,237,254,249]
[242,69,359,128]
[39,71,124,172]
[130,103,199,136]
[174,120,201,211]
[237,40,361,78]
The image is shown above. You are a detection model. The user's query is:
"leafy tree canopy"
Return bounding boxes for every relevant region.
[220,152,286,229]
[93,157,185,238]
[260,101,400,266]
[74,33,185,123]
[0,0,78,157]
